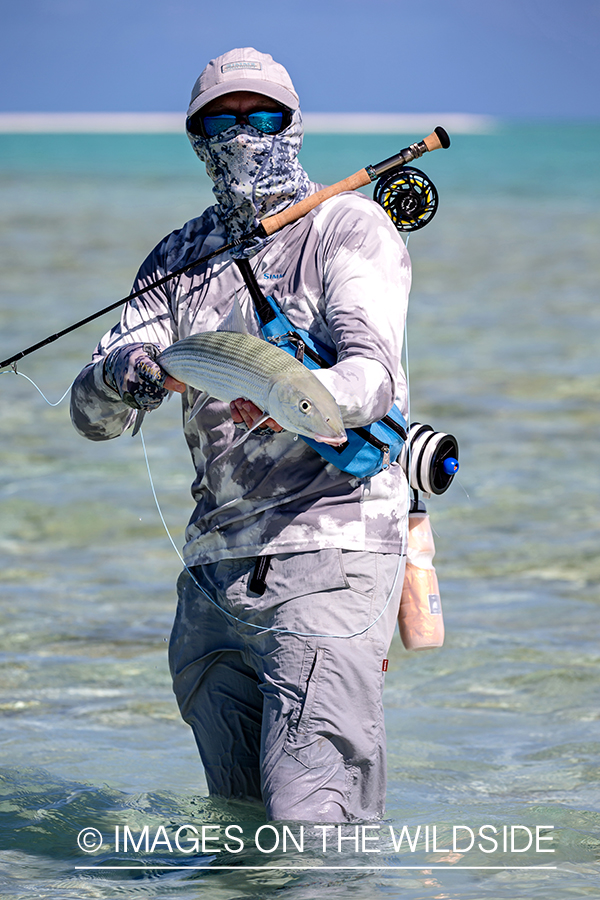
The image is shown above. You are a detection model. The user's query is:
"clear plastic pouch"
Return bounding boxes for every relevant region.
[398,509,444,650]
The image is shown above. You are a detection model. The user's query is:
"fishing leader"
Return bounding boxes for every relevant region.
[70,47,411,823]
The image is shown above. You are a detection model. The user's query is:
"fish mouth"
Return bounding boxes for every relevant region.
[312,432,347,446]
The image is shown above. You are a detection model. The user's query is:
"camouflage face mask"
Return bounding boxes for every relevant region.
[187,108,311,258]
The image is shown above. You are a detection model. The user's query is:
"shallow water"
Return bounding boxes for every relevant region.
[0,124,599,898]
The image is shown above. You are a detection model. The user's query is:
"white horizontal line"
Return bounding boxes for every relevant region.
[303,113,495,134]
[0,113,185,133]
[0,112,495,134]
[74,865,557,871]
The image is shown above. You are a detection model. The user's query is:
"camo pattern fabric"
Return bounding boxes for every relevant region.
[103,342,168,410]
[70,190,411,566]
[187,109,311,258]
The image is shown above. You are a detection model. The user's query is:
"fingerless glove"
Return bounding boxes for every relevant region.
[103,342,168,410]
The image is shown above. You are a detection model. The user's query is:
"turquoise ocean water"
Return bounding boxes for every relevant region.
[0,123,599,898]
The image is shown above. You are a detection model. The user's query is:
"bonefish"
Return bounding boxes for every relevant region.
[157,331,346,445]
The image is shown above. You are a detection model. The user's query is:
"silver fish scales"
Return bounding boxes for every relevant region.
[158,331,347,445]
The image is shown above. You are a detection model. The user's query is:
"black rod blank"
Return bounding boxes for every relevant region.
[0,237,242,369]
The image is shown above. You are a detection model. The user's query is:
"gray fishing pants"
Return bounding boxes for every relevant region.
[169,547,405,822]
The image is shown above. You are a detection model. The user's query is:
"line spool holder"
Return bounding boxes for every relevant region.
[400,423,459,496]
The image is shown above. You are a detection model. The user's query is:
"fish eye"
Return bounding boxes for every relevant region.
[299,399,312,414]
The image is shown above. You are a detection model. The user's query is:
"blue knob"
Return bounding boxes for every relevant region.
[443,457,459,474]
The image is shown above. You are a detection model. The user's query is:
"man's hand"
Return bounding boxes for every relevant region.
[229,398,283,432]
[103,342,185,410]
[164,375,187,393]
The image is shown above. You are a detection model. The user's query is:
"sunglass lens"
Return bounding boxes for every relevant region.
[202,115,238,137]
[247,111,284,134]
[190,110,287,138]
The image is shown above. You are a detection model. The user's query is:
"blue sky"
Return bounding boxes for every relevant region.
[1,0,599,117]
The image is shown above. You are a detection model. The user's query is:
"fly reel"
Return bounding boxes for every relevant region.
[399,423,459,495]
[373,166,439,232]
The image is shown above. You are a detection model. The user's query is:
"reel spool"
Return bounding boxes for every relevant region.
[373,166,439,232]
[399,423,459,495]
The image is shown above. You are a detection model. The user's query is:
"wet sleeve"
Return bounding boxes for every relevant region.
[70,237,179,441]
[312,195,410,427]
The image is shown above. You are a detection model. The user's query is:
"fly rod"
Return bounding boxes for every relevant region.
[0,127,450,370]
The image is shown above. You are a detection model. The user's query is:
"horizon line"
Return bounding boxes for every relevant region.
[0,111,495,134]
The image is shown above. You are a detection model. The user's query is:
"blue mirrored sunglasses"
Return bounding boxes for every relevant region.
[188,110,288,138]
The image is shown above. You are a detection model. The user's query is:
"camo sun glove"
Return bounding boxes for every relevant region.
[102,342,169,411]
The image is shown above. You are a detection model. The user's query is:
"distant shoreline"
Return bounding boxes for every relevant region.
[0,112,495,134]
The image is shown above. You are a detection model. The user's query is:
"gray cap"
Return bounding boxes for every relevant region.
[187,47,299,118]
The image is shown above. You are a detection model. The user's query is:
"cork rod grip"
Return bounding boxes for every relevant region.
[260,168,372,236]
[424,127,451,152]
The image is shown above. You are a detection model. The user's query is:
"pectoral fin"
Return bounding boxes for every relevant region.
[187,391,214,424]
[132,409,145,437]
[228,414,272,450]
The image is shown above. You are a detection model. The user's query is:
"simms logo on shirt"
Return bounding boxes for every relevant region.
[263,273,284,280]
[222,61,262,73]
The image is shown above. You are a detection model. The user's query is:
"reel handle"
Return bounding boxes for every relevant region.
[259,126,450,238]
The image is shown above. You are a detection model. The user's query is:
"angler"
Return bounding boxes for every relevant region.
[70,47,412,823]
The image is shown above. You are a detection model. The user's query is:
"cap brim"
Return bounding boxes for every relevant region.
[187,78,299,118]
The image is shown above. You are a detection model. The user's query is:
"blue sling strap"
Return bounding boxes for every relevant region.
[235,258,407,479]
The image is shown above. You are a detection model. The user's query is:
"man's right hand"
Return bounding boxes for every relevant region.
[102,342,186,410]
[230,398,283,433]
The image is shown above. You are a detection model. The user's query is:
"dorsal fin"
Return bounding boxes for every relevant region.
[218,290,250,334]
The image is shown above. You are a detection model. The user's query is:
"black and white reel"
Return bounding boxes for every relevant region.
[373,166,439,232]
[399,423,459,495]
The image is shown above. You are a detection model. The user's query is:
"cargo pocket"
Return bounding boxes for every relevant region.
[339,549,379,597]
[283,646,342,769]
[339,550,382,640]
[247,548,348,604]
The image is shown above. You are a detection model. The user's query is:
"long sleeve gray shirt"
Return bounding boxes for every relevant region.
[70,189,411,565]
